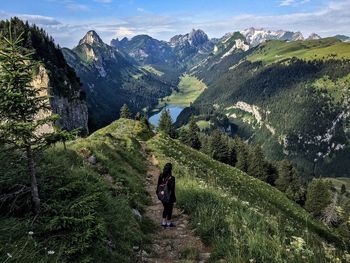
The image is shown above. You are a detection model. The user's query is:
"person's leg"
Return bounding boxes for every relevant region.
[161,203,167,226]
[166,203,175,227]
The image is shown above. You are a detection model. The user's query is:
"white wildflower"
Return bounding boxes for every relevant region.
[7,253,12,258]
[28,231,34,235]
[48,250,55,255]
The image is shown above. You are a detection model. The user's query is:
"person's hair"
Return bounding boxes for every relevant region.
[162,163,172,178]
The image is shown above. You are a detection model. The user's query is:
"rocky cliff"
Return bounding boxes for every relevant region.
[0,18,89,135]
[32,65,89,135]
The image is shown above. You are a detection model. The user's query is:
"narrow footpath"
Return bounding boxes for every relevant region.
[139,146,210,263]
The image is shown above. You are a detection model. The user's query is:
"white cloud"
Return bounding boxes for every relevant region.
[94,0,113,3]
[279,0,310,6]
[0,11,61,26]
[115,27,135,38]
[19,14,61,25]
[280,0,295,6]
[65,3,90,12]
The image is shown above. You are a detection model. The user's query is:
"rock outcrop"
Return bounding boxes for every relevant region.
[32,65,89,135]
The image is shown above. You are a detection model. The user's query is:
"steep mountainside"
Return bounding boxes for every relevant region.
[0,18,89,134]
[180,38,350,177]
[62,31,172,130]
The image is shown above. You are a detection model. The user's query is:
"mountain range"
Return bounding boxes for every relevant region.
[17,21,347,177]
[62,27,350,130]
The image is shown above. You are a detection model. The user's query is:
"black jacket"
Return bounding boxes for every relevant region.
[157,174,176,203]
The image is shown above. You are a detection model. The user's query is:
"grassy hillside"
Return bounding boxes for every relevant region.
[2,119,349,262]
[147,133,349,262]
[0,119,153,262]
[248,38,350,64]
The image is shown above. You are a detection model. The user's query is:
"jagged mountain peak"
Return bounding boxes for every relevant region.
[240,27,304,46]
[170,28,209,47]
[78,30,104,46]
[188,28,209,46]
[307,33,322,40]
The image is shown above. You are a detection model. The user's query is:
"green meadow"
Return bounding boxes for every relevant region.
[248,38,350,65]
[157,74,207,108]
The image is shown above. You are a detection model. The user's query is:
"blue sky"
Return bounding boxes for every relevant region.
[0,0,349,47]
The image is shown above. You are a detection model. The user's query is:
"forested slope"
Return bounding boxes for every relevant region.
[183,38,350,177]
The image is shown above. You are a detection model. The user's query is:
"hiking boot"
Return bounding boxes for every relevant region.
[166,222,176,228]
[161,222,167,227]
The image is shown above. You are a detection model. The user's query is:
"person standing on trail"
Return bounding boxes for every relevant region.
[156,163,176,228]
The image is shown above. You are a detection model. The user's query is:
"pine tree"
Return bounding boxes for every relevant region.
[187,118,201,150]
[228,140,237,167]
[247,145,269,181]
[158,109,176,138]
[275,160,305,203]
[179,128,190,145]
[140,113,150,129]
[305,179,332,217]
[234,137,249,173]
[276,160,298,192]
[209,129,230,163]
[265,162,278,186]
[120,103,131,119]
[0,28,58,214]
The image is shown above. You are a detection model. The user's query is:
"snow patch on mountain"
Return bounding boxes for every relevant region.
[240,27,304,47]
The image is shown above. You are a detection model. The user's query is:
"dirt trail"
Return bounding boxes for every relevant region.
[139,146,210,263]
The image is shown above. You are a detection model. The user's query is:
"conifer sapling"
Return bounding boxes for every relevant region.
[0,27,59,214]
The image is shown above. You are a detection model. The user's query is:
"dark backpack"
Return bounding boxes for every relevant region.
[157,176,172,203]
